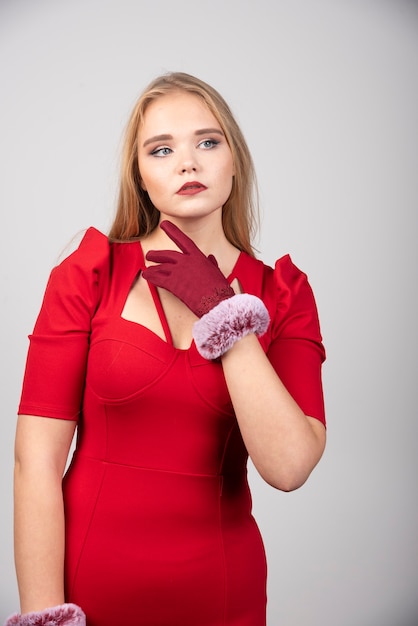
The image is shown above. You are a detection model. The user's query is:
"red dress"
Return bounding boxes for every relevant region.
[19,228,325,626]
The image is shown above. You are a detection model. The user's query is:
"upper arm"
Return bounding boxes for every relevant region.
[15,414,77,477]
[266,256,326,426]
[18,228,111,421]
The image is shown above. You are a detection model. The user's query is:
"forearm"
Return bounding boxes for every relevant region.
[221,333,326,491]
[14,463,66,613]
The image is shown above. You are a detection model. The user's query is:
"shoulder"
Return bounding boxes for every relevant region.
[237,251,315,308]
[45,228,143,309]
[43,227,113,314]
[270,254,313,305]
[53,227,111,274]
[50,226,115,280]
[258,254,323,345]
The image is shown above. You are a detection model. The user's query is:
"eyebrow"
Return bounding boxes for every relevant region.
[142,128,224,148]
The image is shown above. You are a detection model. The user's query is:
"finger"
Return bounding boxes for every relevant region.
[145,249,182,264]
[142,266,171,284]
[159,220,201,255]
[207,254,219,268]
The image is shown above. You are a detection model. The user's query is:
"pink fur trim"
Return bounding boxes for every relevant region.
[193,293,270,360]
[4,604,86,626]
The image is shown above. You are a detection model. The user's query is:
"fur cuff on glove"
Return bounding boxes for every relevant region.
[4,604,86,626]
[193,293,270,360]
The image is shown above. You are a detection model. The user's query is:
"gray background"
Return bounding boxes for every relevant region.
[1,0,417,624]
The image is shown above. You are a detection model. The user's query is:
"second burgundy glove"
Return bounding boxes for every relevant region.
[142,221,235,317]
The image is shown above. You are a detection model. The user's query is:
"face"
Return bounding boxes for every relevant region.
[137,92,235,224]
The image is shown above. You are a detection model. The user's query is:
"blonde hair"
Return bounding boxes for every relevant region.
[109,72,259,256]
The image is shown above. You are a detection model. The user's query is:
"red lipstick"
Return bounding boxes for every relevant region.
[177,181,207,195]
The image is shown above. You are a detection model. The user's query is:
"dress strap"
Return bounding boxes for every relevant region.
[147,281,174,345]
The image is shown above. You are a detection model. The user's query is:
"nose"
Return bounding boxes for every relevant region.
[178,147,198,174]
[181,162,196,173]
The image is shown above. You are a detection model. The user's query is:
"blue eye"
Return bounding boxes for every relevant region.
[150,146,172,157]
[199,139,219,149]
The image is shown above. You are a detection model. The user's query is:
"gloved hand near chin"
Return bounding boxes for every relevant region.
[142,221,269,359]
[4,603,86,626]
[142,220,235,317]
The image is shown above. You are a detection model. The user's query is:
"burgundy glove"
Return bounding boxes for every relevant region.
[4,604,86,626]
[143,220,269,359]
[142,220,235,317]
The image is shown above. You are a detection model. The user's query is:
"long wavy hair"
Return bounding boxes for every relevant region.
[109,72,259,256]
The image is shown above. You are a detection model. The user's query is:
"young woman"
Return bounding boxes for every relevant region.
[8,72,326,626]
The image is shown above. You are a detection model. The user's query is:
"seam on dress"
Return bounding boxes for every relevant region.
[67,400,110,598]
[185,353,234,417]
[67,461,107,599]
[75,452,224,479]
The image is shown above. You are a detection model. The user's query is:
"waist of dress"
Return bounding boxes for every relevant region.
[65,451,253,520]
[72,450,236,480]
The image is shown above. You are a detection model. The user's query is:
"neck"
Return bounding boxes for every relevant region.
[151,214,228,254]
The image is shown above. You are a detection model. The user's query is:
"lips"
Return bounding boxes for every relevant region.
[177,181,207,195]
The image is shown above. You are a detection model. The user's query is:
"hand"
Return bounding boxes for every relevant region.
[142,221,235,317]
[4,603,86,626]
